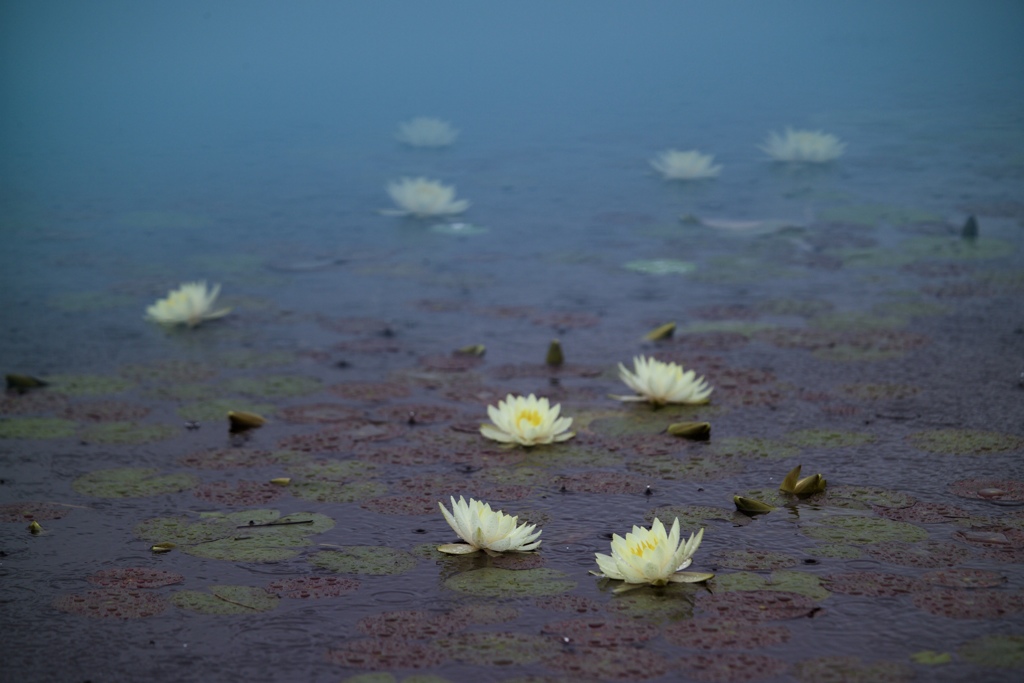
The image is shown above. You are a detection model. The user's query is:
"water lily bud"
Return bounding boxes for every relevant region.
[27,521,43,534]
[667,421,711,440]
[269,477,291,486]
[733,496,775,513]
[455,344,486,356]
[643,322,676,341]
[150,542,176,554]
[6,374,48,391]
[228,411,266,432]
[546,339,564,367]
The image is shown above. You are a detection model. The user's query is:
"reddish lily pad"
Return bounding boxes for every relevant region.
[536,594,603,614]
[913,589,1024,619]
[328,381,412,401]
[713,549,798,571]
[542,617,660,647]
[291,480,388,504]
[266,576,360,599]
[277,428,355,453]
[821,572,922,597]
[866,540,971,568]
[434,632,558,665]
[358,610,468,639]
[0,392,69,416]
[873,501,971,523]
[62,401,150,422]
[950,479,1024,502]
[180,447,308,470]
[53,589,169,619]
[698,590,820,621]
[193,481,285,507]
[73,468,198,498]
[87,567,184,589]
[908,429,1024,455]
[325,639,444,669]
[922,568,1007,589]
[543,645,672,680]
[678,652,788,683]
[280,403,364,424]
[792,656,914,683]
[79,422,178,445]
[664,619,791,650]
[0,502,73,523]
[223,375,323,398]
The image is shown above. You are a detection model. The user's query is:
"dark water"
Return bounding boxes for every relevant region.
[2,2,1024,682]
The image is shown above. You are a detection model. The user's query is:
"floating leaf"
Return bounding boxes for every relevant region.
[801,515,928,545]
[172,585,279,615]
[266,576,359,599]
[445,568,575,597]
[73,468,197,498]
[79,422,177,445]
[53,589,169,619]
[0,501,73,523]
[0,417,77,439]
[87,567,184,589]
[908,429,1024,455]
[434,632,558,666]
[958,634,1024,668]
[46,374,135,396]
[713,570,830,601]
[792,655,914,683]
[311,546,418,576]
[223,375,323,398]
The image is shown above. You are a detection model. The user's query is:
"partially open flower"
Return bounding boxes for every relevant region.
[760,128,845,163]
[592,518,713,591]
[480,393,575,447]
[382,177,469,218]
[613,355,712,405]
[650,149,722,180]
[145,282,231,328]
[437,496,541,555]
[395,117,459,147]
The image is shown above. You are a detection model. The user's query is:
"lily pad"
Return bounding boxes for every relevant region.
[678,652,788,683]
[434,632,557,666]
[266,576,360,599]
[542,617,659,648]
[444,568,575,598]
[792,655,914,683]
[172,585,279,615]
[0,417,77,439]
[801,515,928,545]
[326,639,445,670]
[79,422,178,445]
[543,644,672,680]
[0,501,74,523]
[73,468,198,498]
[290,480,389,504]
[53,588,169,619]
[783,429,875,449]
[646,505,734,529]
[908,429,1024,455]
[312,546,418,576]
[698,589,820,621]
[664,619,791,650]
[713,549,799,571]
[47,374,135,396]
[950,479,1024,501]
[958,634,1024,668]
[713,570,830,601]
[913,589,1024,619]
[87,567,184,589]
[711,436,800,460]
[223,375,323,398]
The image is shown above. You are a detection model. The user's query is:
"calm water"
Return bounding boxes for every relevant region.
[2,2,1024,682]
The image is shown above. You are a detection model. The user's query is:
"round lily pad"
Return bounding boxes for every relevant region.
[79,422,178,445]
[821,572,922,597]
[783,429,875,448]
[821,486,916,509]
[193,480,285,507]
[958,634,1024,668]
[542,617,659,648]
[913,589,1024,619]
[358,610,467,639]
[311,547,418,576]
[801,515,928,545]
[646,505,733,529]
[120,360,217,384]
[266,575,360,599]
[543,644,672,680]
[291,480,388,504]
[87,567,184,589]
[713,570,830,601]
[223,375,323,398]
[792,656,914,683]
[908,429,1024,455]
[47,374,135,396]
[604,584,697,622]
[444,568,575,598]
[664,619,791,650]
[865,540,970,568]
[950,479,1024,502]
[711,437,799,460]
[627,453,743,481]
[698,590,819,621]
[434,632,557,666]
[73,468,198,498]
[0,417,77,439]
[172,585,280,615]
[678,652,788,683]
[713,549,799,571]
[922,568,1006,589]
[53,588,169,619]
[62,401,150,422]
[0,501,73,523]
[326,639,444,670]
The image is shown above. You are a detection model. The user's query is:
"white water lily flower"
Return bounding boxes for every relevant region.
[650,149,721,180]
[592,518,712,591]
[760,128,846,163]
[613,355,712,405]
[480,393,575,447]
[144,281,231,328]
[395,117,459,147]
[438,496,542,555]
[383,177,469,218]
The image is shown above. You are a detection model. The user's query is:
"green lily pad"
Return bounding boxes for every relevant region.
[783,429,876,448]
[80,422,178,445]
[222,375,323,398]
[73,468,198,498]
[0,417,78,439]
[176,400,276,422]
[646,505,734,529]
[712,437,800,460]
[810,544,862,559]
[821,485,916,509]
[311,546,418,576]
[46,374,135,396]
[434,632,558,665]
[911,651,953,665]
[290,480,388,504]
[714,549,799,571]
[289,459,379,480]
[958,634,1024,668]
[172,585,279,615]
[801,515,928,545]
[627,453,743,481]
[120,360,218,384]
[792,655,914,683]
[218,350,298,369]
[135,510,333,562]
[713,570,831,601]
[908,429,1024,455]
[624,259,696,275]
[444,568,575,597]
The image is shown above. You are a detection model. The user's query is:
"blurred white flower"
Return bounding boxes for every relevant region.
[437,495,542,555]
[592,518,712,591]
[650,149,721,180]
[760,128,845,162]
[480,393,575,447]
[383,177,469,218]
[613,355,712,405]
[395,117,459,147]
[145,282,230,328]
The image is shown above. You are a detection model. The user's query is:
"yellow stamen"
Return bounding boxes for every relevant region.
[630,539,659,556]
[516,409,543,427]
